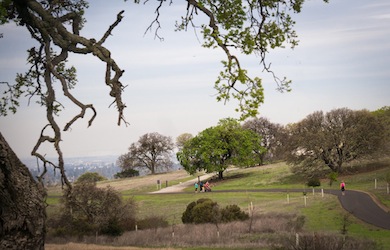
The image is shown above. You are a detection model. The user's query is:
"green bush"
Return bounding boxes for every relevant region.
[191,199,220,224]
[328,171,338,186]
[76,172,106,183]
[114,168,140,179]
[307,177,321,187]
[182,201,196,224]
[182,198,248,224]
[47,181,137,237]
[220,204,249,222]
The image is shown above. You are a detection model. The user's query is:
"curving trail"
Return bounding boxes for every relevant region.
[328,189,390,230]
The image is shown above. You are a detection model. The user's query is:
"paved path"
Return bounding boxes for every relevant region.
[151,177,390,230]
[328,189,390,230]
[151,172,216,194]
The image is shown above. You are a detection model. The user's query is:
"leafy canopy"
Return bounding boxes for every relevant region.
[286,108,386,176]
[177,118,264,179]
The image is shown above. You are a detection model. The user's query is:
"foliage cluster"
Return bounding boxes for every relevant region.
[75,172,106,183]
[114,168,140,179]
[117,132,174,174]
[182,198,249,224]
[306,177,321,187]
[177,118,264,179]
[286,108,387,177]
[242,117,287,165]
[48,181,137,237]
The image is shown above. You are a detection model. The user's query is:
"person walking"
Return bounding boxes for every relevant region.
[194,182,199,193]
[340,181,346,195]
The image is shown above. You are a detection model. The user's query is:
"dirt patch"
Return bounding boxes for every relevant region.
[96,170,192,192]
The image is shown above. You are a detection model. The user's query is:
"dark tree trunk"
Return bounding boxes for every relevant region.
[0,132,46,249]
[218,171,224,180]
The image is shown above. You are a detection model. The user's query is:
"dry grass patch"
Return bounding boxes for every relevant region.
[45,242,178,250]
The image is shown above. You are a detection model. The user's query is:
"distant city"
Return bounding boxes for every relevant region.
[23,155,121,185]
[22,155,181,186]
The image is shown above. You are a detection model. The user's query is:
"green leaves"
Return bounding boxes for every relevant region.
[214,60,264,120]
[177,118,265,178]
[185,0,300,120]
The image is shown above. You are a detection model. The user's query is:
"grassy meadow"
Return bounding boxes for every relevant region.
[46,160,390,249]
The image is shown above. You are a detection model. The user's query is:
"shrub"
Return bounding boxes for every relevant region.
[114,168,140,179]
[76,172,106,183]
[47,181,137,237]
[137,216,169,230]
[182,198,248,224]
[191,199,220,224]
[328,171,338,186]
[220,204,249,222]
[182,201,196,224]
[307,177,321,187]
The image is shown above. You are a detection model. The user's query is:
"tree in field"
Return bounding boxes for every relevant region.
[177,118,264,179]
[75,172,107,184]
[242,117,286,165]
[176,133,193,150]
[0,0,327,248]
[286,108,386,177]
[50,181,137,237]
[372,106,390,152]
[118,132,174,175]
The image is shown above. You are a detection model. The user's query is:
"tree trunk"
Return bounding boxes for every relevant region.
[218,171,224,180]
[0,132,46,249]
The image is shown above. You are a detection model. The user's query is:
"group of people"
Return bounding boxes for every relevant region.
[194,180,346,194]
[194,181,211,192]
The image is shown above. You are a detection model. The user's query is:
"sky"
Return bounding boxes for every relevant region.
[1,0,389,160]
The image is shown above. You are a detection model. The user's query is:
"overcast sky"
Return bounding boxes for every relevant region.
[1,0,389,159]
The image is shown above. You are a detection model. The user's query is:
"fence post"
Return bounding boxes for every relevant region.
[321,188,324,198]
[375,179,377,189]
[296,233,299,247]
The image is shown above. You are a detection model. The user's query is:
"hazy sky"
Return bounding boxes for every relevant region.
[1,0,389,159]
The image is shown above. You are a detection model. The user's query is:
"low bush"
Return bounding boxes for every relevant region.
[220,204,249,222]
[137,216,169,230]
[182,198,248,224]
[307,177,321,187]
[47,181,137,237]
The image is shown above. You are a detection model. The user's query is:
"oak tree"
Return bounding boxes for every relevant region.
[177,118,264,179]
[242,117,287,165]
[118,132,174,174]
[286,108,386,176]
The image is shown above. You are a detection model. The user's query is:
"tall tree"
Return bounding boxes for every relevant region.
[286,108,386,176]
[372,106,390,153]
[177,118,264,179]
[118,132,174,174]
[242,117,286,165]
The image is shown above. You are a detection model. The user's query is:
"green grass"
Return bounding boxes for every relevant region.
[46,160,390,248]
